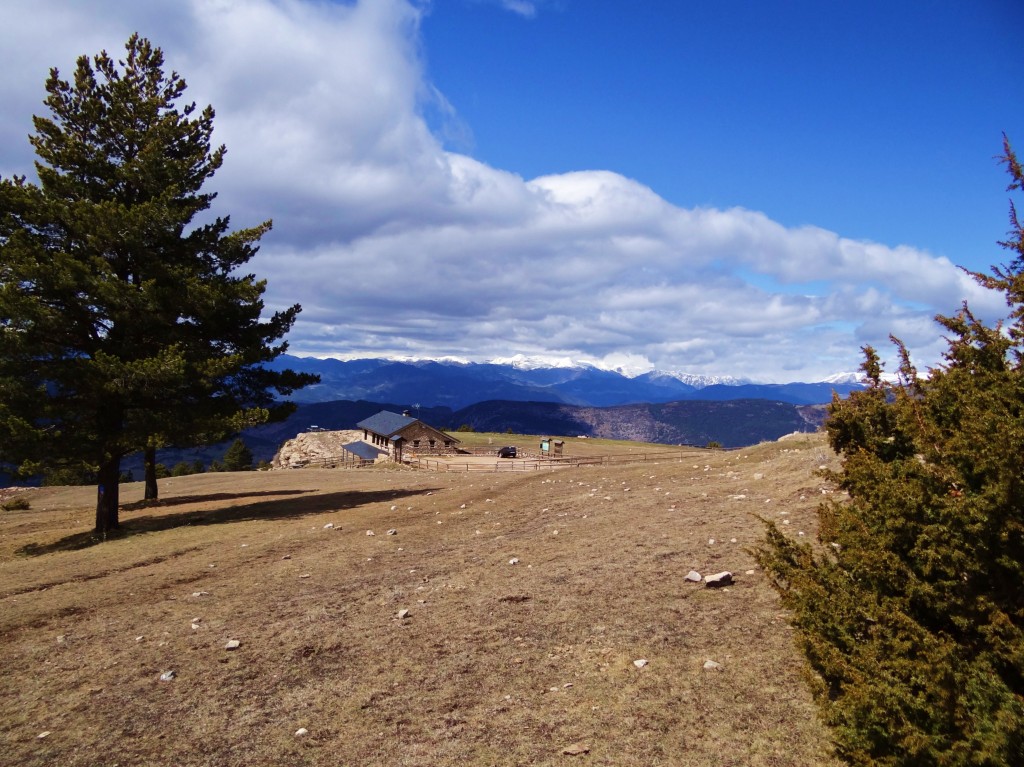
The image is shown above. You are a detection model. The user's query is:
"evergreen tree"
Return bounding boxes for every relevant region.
[221,438,253,472]
[756,136,1024,765]
[0,35,315,535]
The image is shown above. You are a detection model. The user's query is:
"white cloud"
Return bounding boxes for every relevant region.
[0,0,1007,382]
[499,1,538,18]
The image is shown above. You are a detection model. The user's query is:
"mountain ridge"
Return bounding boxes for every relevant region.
[268,355,863,409]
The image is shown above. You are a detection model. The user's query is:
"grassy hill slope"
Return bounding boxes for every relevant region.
[0,433,841,766]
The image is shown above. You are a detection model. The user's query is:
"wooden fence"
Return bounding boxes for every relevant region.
[409,449,695,473]
[288,454,374,469]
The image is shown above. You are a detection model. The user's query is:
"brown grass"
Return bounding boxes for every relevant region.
[0,433,842,766]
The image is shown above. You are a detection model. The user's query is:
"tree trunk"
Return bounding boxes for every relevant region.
[144,444,158,500]
[95,457,121,535]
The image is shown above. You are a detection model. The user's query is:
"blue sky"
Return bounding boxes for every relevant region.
[422,1,1022,267]
[1,0,1022,381]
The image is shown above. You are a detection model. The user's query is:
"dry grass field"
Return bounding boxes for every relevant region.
[1,432,844,766]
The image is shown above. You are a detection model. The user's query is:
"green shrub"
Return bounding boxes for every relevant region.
[756,138,1024,766]
[42,466,95,486]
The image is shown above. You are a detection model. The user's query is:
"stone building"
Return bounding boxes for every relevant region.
[356,410,460,462]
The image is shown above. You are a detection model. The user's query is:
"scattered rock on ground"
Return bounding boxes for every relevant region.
[684,570,702,583]
[562,742,590,756]
[705,571,734,588]
[633,659,649,668]
[703,660,724,671]
[225,639,241,650]
[159,670,176,681]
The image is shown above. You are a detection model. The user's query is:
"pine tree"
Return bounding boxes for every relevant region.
[756,136,1024,765]
[0,35,315,535]
[221,438,254,472]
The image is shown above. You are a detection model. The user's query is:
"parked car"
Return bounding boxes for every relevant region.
[497,446,517,458]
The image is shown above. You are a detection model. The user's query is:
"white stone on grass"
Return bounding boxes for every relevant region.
[704,571,734,588]
[225,639,241,650]
[562,742,590,755]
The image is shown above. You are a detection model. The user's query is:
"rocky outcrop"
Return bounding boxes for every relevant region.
[271,429,367,469]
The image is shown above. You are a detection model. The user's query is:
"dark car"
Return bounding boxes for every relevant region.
[497,446,517,458]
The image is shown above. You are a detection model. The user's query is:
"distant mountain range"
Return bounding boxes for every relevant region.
[6,356,855,484]
[266,355,864,409]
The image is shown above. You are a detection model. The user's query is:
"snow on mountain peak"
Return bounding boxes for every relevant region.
[661,371,752,388]
[488,354,589,371]
[821,371,863,385]
[487,352,656,378]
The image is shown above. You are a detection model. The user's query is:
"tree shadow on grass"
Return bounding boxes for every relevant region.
[18,486,441,556]
[120,490,308,511]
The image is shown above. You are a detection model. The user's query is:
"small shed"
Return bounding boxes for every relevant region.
[342,441,386,463]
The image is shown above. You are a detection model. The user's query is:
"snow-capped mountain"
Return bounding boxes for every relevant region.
[658,371,752,389]
[487,354,592,371]
[268,355,865,409]
[820,371,864,385]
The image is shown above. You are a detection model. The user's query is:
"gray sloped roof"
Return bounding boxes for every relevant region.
[343,441,385,460]
[356,410,417,437]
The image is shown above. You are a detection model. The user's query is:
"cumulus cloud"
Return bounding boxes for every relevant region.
[0,0,1006,381]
